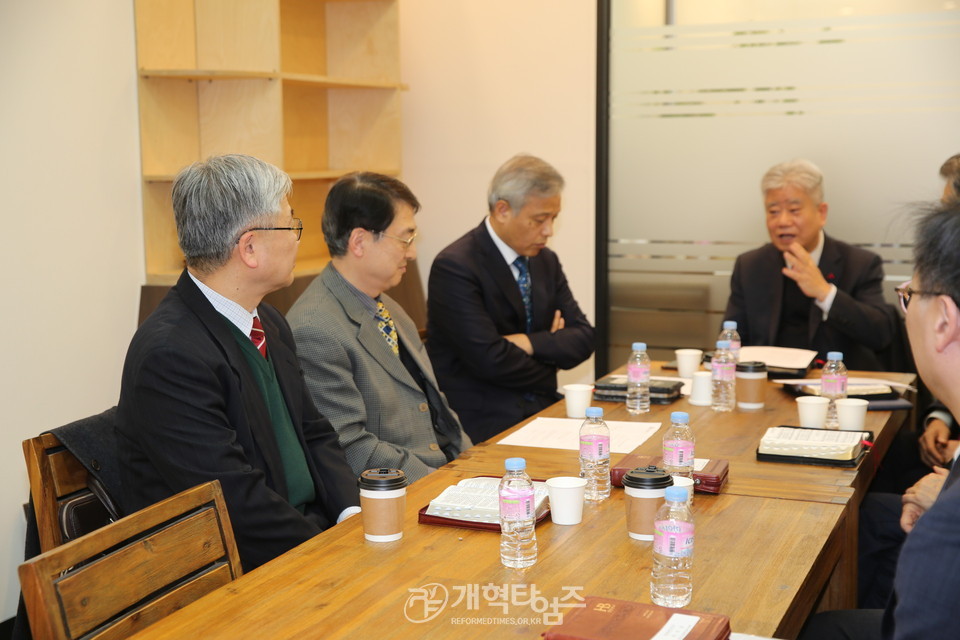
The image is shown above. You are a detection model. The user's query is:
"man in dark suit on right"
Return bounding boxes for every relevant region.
[427,154,595,443]
[724,158,893,370]
[799,199,960,639]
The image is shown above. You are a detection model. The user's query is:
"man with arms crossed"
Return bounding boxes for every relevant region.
[724,159,893,370]
[288,173,471,482]
[117,154,359,571]
[427,154,595,443]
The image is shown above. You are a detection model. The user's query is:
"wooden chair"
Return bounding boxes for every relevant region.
[23,408,120,552]
[18,480,241,640]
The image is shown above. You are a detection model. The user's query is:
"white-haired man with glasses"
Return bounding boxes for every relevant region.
[117,154,359,572]
[288,172,472,483]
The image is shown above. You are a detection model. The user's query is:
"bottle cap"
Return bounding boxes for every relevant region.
[357,468,408,490]
[723,320,737,330]
[670,411,689,424]
[622,466,673,489]
[827,351,843,361]
[665,486,689,502]
[504,457,527,471]
[632,342,647,351]
[716,340,730,349]
[585,407,604,418]
[736,361,767,373]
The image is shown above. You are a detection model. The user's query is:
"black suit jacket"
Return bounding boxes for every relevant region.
[723,234,893,370]
[427,221,595,442]
[117,270,359,570]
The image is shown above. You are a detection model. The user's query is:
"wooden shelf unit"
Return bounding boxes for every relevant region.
[134,0,403,284]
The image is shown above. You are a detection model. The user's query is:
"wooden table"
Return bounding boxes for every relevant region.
[129,467,846,640]
[447,366,914,613]
[128,367,913,640]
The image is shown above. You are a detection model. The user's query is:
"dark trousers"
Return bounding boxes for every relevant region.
[798,609,883,640]
[858,492,906,608]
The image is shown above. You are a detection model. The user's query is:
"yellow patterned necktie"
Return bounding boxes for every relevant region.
[375,300,400,356]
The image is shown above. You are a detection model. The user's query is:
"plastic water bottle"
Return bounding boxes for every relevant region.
[821,351,848,429]
[662,411,695,480]
[711,340,736,412]
[626,342,652,415]
[579,407,611,501]
[499,457,537,568]
[718,320,741,362]
[651,486,694,608]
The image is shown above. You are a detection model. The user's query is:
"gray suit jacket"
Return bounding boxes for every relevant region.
[287,264,471,482]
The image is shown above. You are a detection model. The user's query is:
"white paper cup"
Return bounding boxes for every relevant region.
[835,398,869,431]
[671,475,695,506]
[675,349,704,379]
[797,396,830,429]
[545,476,587,525]
[563,384,594,419]
[688,371,713,406]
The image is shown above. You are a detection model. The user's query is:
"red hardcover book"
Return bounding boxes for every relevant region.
[611,454,729,494]
[542,596,731,640]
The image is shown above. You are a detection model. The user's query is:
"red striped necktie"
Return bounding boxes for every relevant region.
[250,316,268,359]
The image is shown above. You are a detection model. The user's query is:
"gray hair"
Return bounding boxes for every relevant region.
[172,154,292,273]
[761,159,825,204]
[914,200,960,307]
[487,154,565,213]
[940,153,960,201]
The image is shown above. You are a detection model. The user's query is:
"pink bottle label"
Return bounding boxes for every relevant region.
[499,487,535,519]
[822,374,847,396]
[712,361,735,381]
[654,520,694,557]
[663,440,694,466]
[580,434,610,460]
[627,363,650,383]
[729,340,741,352]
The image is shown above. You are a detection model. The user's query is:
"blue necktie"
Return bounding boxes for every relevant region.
[513,256,532,333]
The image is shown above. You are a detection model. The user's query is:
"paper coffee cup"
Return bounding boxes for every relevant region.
[358,468,408,542]
[736,361,767,411]
[622,467,673,541]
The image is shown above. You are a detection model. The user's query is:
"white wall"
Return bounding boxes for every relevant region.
[0,0,142,620]
[0,0,596,622]
[399,1,598,386]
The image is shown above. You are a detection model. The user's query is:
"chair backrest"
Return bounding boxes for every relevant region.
[24,413,120,553]
[18,480,241,640]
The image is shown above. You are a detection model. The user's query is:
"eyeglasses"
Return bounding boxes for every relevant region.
[242,217,303,241]
[895,281,944,313]
[377,230,418,247]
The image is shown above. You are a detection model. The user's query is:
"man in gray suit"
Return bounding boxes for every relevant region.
[287,173,471,483]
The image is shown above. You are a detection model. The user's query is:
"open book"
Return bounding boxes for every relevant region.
[758,426,871,465]
[423,477,549,526]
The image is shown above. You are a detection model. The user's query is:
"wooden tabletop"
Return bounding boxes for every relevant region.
[450,366,915,508]
[128,467,846,640]
[128,367,913,640]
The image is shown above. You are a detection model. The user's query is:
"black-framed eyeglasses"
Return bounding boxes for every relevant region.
[377,230,417,247]
[241,217,303,242]
[895,281,945,313]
